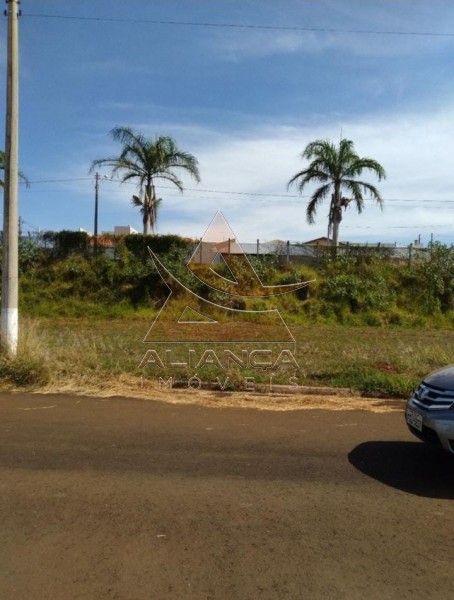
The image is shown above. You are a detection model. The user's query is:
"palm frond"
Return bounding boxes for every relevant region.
[287,167,329,192]
[131,194,144,209]
[92,127,200,232]
[306,183,332,224]
[288,137,385,244]
[343,178,383,209]
[154,171,184,191]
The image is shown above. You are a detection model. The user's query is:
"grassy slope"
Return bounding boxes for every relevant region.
[2,242,452,396]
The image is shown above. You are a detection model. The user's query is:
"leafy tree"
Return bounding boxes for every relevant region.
[0,149,30,188]
[90,127,200,234]
[419,243,454,313]
[287,139,386,247]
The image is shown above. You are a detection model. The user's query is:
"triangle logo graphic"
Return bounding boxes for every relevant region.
[210,252,238,284]
[178,306,218,324]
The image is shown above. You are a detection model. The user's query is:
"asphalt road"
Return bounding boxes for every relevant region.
[0,392,453,600]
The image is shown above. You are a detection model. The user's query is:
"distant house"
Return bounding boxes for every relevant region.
[114,225,138,236]
[302,236,333,246]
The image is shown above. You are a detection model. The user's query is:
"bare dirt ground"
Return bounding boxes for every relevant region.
[1,392,452,600]
[37,375,406,413]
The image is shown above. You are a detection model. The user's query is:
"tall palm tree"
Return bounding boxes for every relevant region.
[287,139,386,247]
[0,150,30,188]
[90,127,200,235]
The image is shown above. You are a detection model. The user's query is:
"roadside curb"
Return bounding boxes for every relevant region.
[169,379,407,400]
[171,380,354,396]
[253,384,353,396]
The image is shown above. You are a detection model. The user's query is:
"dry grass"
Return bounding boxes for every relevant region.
[2,317,451,405]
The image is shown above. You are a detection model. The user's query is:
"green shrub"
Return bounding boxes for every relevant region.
[124,234,193,262]
[0,354,50,386]
[42,230,90,258]
[11,231,454,327]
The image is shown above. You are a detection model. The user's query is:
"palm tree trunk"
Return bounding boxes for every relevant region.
[145,181,156,235]
[143,212,151,235]
[332,218,341,247]
[332,183,342,253]
[143,182,153,235]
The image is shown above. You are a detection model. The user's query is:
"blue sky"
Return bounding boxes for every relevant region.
[1,0,454,245]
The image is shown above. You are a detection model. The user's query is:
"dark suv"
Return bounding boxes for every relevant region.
[406,366,454,455]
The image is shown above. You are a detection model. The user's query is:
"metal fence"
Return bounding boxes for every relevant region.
[237,240,434,266]
[15,230,448,266]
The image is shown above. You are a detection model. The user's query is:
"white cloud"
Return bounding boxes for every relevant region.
[204,0,454,61]
[152,100,454,245]
[26,97,454,245]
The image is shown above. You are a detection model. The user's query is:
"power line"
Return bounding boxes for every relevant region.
[21,12,454,38]
[342,225,454,230]
[20,178,454,204]
[23,177,92,184]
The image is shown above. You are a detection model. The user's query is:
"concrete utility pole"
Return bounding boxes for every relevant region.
[94,172,99,253]
[1,0,20,356]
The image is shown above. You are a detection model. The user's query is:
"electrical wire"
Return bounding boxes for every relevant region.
[21,12,454,38]
[19,178,454,204]
[11,11,453,239]
[23,177,92,184]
